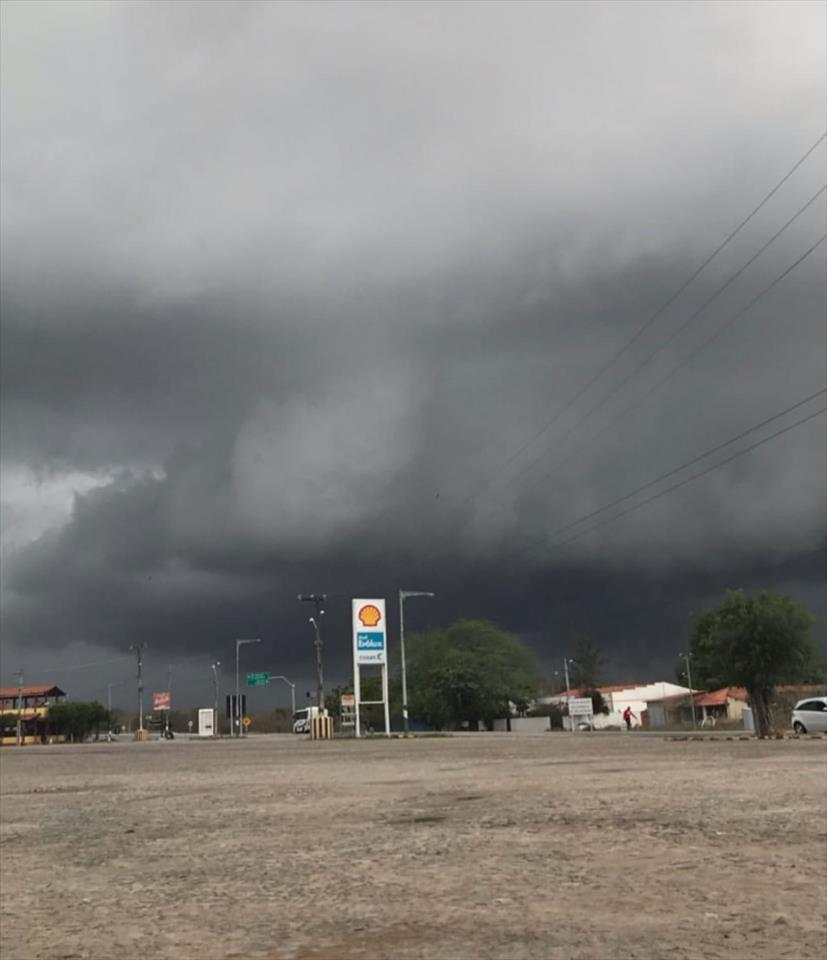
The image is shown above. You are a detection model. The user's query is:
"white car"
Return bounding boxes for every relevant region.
[791,696,827,734]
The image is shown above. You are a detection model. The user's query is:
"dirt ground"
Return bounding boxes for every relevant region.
[1,733,825,960]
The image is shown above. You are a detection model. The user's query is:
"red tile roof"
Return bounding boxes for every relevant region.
[694,687,748,707]
[0,684,65,700]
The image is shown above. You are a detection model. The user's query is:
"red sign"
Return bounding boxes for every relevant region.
[153,691,171,711]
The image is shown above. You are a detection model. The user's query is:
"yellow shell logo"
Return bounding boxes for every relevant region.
[358,604,382,627]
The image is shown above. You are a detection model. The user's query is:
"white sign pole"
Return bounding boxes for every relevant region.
[353,625,362,739]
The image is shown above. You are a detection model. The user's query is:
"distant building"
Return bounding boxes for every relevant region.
[646,686,748,728]
[540,682,693,728]
[0,684,66,745]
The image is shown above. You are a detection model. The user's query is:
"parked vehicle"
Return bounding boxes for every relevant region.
[292,708,311,734]
[791,696,827,734]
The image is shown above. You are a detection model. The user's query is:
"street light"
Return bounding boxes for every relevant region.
[399,590,435,734]
[563,657,576,734]
[166,663,177,738]
[270,675,296,717]
[129,642,147,733]
[678,652,697,729]
[308,618,324,711]
[211,661,221,737]
[298,594,326,712]
[563,657,576,699]
[15,669,23,748]
[235,639,261,738]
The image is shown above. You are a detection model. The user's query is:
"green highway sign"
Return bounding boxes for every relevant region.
[246,671,270,687]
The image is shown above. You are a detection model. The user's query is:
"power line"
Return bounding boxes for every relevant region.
[507,387,827,560]
[485,186,826,509]
[459,133,827,509]
[514,404,826,563]
[509,231,827,505]
[28,655,133,676]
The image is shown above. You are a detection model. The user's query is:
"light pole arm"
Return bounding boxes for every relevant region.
[270,675,296,717]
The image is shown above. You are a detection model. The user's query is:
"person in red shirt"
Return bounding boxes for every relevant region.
[623,706,637,731]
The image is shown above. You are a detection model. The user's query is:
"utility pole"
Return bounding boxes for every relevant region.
[166,663,175,738]
[211,661,221,736]
[308,618,324,712]
[399,590,435,734]
[563,657,575,733]
[129,643,146,733]
[235,639,261,737]
[679,652,697,729]
[16,669,23,747]
[298,594,326,712]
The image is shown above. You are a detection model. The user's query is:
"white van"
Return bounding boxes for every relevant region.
[292,708,312,734]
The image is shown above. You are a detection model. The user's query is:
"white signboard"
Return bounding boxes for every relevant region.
[352,598,387,665]
[198,708,215,737]
[568,697,594,717]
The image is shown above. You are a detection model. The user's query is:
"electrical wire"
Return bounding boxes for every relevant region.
[509,232,827,506]
[507,387,826,559]
[510,404,826,564]
[484,186,826,511]
[459,133,827,509]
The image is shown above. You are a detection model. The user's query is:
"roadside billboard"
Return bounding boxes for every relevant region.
[153,691,171,711]
[352,599,387,665]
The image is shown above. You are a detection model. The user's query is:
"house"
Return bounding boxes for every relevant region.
[0,684,67,745]
[646,686,748,728]
[540,682,693,728]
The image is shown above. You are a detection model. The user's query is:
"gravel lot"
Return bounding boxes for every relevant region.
[1,733,825,960]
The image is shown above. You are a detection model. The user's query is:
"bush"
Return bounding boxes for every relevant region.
[48,702,109,742]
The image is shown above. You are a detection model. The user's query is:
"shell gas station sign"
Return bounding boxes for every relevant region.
[352,599,387,665]
[352,598,391,737]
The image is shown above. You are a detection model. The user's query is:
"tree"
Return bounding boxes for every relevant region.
[569,636,606,691]
[406,620,544,730]
[689,590,817,737]
[48,702,109,742]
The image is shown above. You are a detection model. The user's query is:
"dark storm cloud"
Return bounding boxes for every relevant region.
[1,1,825,692]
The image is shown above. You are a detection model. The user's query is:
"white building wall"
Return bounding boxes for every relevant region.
[493,717,551,734]
[608,683,692,726]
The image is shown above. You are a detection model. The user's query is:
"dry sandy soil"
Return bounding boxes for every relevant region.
[1,733,825,960]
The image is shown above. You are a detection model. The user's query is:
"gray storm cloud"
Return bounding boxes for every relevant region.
[1,0,825,695]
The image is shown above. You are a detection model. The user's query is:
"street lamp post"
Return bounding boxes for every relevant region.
[298,594,326,712]
[563,657,576,733]
[399,590,435,734]
[308,618,324,712]
[563,657,573,698]
[271,675,296,717]
[235,639,261,737]
[15,669,23,748]
[211,661,221,737]
[166,663,176,738]
[129,643,147,733]
[679,652,697,729]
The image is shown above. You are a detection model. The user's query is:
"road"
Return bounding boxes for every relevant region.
[1,733,825,959]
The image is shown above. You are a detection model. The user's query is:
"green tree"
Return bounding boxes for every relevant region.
[406,620,543,730]
[48,701,109,742]
[689,590,817,736]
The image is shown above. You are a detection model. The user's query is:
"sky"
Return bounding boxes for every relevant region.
[1,0,825,711]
